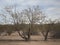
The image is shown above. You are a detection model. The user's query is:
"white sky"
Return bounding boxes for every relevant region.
[0,0,60,24]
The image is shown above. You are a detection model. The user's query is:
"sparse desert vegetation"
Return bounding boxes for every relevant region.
[0,0,60,45]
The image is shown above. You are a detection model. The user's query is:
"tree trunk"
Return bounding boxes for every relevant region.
[18,31,28,41]
[27,28,31,40]
[44,30,49,41]
[41,31,45,37]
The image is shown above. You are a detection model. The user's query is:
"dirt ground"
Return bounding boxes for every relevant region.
[0,40,60,45]
[0,35,60,45]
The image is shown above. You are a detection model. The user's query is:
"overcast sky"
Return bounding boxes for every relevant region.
[0,0,60,24]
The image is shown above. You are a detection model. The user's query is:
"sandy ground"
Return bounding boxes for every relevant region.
[0,40,60,45]
[0,35,60,45]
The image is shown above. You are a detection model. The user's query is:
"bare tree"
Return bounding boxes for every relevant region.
[22,6,46,40]
[3,5,30,40]
[43,19,56,41]
[2,5,46,41]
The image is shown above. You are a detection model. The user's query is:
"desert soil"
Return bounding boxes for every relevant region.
[0,35,60,45]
